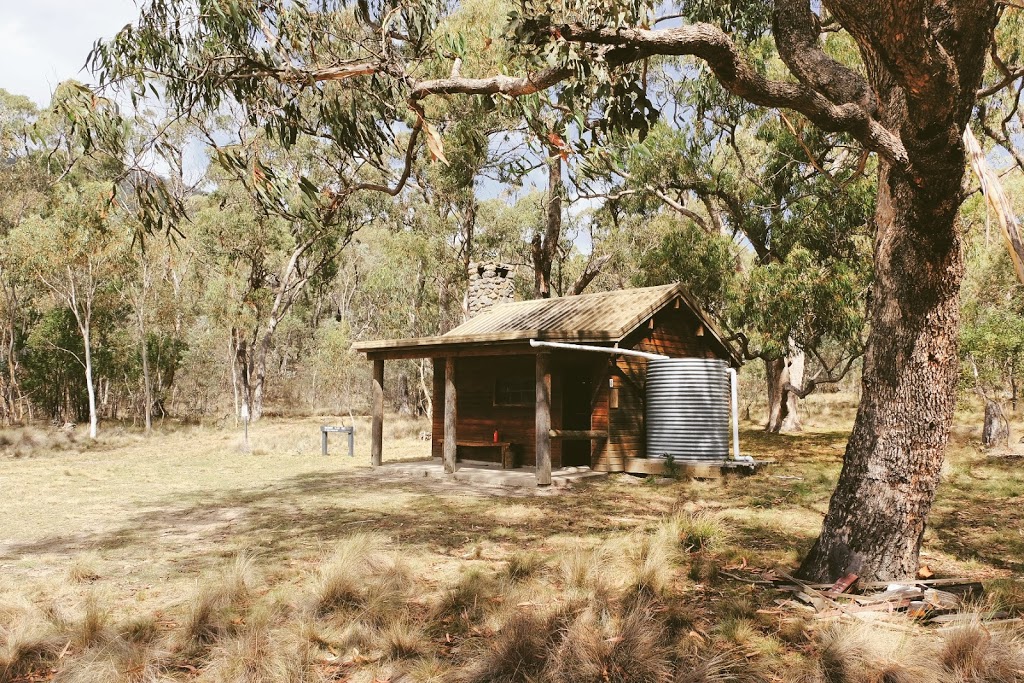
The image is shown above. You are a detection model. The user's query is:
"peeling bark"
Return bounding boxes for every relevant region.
[765,347,804,434]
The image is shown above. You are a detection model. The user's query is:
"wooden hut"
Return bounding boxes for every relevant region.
[353,282,741,485]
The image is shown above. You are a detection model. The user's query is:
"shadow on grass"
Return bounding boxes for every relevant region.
[0,468,686,571]
[741,427,849,463]
[7,424,1020,579]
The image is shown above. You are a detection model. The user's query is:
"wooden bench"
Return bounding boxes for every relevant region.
[456,440,515,469]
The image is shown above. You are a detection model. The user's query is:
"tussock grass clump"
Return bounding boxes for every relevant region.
[688,554,721,583]
[622,525,680,598]
[460,610,556,683]
[558,546,614,596]
[71,595,112,649]
[50,638,169,683]
[117,614,160,646]
[814,622,900,683]
[935,623,1024,682]
[674,648,751,683]
[672,512,728,553]
[545,598,671,683]
[309,533,383,616]
[986,579,1024,615]
[434,568,498,627]
[404,656,452,682]
[362,560,414,626]
[67,554,102,583]
[380,619,430,661]
[501,551,546,583]
[0,603,65,683]
[201,621,314,683]
[179,554,256,654]
[806,622,932,683]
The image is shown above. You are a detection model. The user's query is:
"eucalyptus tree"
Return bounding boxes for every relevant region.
[0,89,44,423]
[92,0,1020,580]
[192,156,384,421]
[585,99,874,433]
[9,182,130,438]
[959,180,1024,447]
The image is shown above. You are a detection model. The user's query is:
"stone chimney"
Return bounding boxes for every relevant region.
[466,261,516,318]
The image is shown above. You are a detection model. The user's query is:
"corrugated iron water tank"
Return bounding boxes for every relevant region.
[645,358,730,460]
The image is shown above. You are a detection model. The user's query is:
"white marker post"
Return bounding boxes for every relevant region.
[241,403,250,453]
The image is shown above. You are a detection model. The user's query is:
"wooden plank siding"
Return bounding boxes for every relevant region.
[590,363,612,471]
[423,304,728,473]
[431,355,563,468]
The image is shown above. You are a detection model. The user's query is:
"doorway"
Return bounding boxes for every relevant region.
[561,367,595,467]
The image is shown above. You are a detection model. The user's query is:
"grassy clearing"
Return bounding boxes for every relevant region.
[1,397,1023,681]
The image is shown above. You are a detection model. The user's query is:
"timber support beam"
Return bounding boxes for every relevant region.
[371,359,384,467]
[535,352,552,486]
[443,357,457,474]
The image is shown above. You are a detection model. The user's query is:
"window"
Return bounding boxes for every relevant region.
[495,377,534,406]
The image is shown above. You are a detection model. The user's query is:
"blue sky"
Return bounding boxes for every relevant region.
[0,0,137,106]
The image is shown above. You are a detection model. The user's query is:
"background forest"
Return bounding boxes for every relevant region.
[0,0,1020,445]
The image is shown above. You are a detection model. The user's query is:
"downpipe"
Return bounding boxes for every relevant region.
[729,367,751,462]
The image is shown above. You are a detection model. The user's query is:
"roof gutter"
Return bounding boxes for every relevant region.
[528,339,669,361]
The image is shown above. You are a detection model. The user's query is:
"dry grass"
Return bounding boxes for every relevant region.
[0,402,1022,681]
[501,550,547,583]
[308,533,382,617]
[178,554,255,655]
[547,598,672,683]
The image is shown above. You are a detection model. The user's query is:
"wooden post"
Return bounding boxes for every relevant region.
[535,352,552,486]
[371,359,384,467]
[443,357,457,474]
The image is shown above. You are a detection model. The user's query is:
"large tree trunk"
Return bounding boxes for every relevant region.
[784,348,804,431]
[764,357,787,432]
[233,328,254,421]
[799,164,965,582]
[250,331,270,423]
[795,0,998,582]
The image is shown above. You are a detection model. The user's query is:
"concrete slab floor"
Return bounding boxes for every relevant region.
[376,458,608,489]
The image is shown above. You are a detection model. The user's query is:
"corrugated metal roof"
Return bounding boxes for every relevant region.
[353,283,739,363]
[444,283,680,340]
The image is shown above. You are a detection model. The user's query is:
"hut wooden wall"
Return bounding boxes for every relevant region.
[426,304,729,472]
[431,355,563,467]
[602,306,728,465]
[590,361,613,471]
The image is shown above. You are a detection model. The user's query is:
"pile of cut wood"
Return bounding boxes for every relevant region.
[726,569,1019,629]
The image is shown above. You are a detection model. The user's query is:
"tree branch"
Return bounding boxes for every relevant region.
[552,23,910,170]
[978,66,1024,98]
[784,346,862,399]
[407,23,910,172]
[772,0,878,114]
[569,254,612,295]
